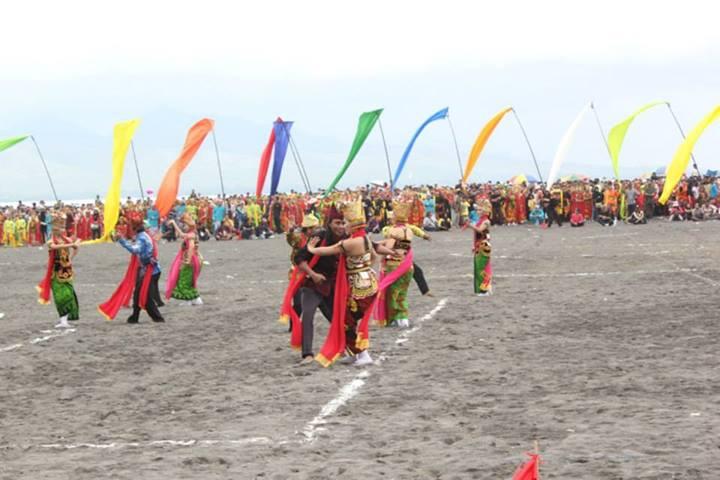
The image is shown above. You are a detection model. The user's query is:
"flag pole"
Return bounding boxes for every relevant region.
[130,140,145,201]
[290,135,312,193]
[377,118,394,191]
[280,121,312,193]
[29,136,59,203]
[666,102,701,176]
[446,114,464,181]
[590,102,612,159]
[511,108,543,183]
[210,129,226,198]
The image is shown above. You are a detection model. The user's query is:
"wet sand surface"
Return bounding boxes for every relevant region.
[1,222,719,479]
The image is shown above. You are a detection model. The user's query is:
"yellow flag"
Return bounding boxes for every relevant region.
[659,106,720,204]
[83,119,141,244]
[462,107,513,183]
[607,101,666,180]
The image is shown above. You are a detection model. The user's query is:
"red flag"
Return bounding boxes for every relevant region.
[255,117,281,198]
[512,453,540,480]
[155,118,215,216]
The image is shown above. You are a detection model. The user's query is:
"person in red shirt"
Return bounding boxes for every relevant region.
[570,208,585,227]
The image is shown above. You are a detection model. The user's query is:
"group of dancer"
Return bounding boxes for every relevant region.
[36,212,204,329]
[278,193,493,367]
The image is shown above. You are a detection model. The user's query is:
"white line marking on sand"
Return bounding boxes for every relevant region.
[8,299,445,451]
[37,437,273,450]
[0,328,76,354]
[301,298,448,443]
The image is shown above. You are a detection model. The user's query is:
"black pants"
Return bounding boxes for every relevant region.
[546,209,562,227]
[152,273,165,307]
[128,271,164,323]
[413,263,429,295]
[300,287,333,358]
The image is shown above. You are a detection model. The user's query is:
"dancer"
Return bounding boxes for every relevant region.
[280,206,346,364]
[308,198,378,367]
[103,218,165,324]
[166,214,203,305]
[376,197,418,328]
[37,213,80,328]
[471,205,492,296]
[283,212,320,332]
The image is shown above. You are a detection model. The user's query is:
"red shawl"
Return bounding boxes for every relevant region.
[36,235,73,305]
[98,236,157,320]
[316,231,376,367]
[278,239,325,350]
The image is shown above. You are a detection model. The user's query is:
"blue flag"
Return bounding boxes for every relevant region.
[270,120,293,195]
[393,107,449,186]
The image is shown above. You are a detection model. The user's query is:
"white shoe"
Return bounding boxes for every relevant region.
[353,350,373,366]
[476,291,490,297]
[192,297,203,306]
[54,315,71,329]
[397,319,410,328]
[339,355,356,365]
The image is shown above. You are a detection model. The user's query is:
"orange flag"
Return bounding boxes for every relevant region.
[155,118,215,216]
[462,107,513,183]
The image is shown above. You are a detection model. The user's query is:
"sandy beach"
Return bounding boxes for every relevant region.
[1,222,719,479]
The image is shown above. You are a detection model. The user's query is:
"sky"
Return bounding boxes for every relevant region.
[1,0,719,201]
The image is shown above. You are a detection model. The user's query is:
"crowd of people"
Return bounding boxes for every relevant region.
[2,175,719,248]
[7,173,719,367]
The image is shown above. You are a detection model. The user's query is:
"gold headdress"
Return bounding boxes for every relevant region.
[301,213,320,229]
[391,197,412,223]
[339,197,366,230]
[51,212,66,234]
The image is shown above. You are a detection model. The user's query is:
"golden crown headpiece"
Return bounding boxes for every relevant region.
[392,197,412,223]
[51,211,66,233]
[301,213,320,229]
[339,197,366,229]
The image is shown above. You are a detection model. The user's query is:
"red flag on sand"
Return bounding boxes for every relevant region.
[512,453,540,480]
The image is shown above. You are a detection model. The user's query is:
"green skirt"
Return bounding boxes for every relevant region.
[171,265,199,300]
[474,252,492,294]
[385,263,412,322]
[51,277,79,320]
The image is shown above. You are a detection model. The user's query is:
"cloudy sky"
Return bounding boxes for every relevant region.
[1,0,718,201]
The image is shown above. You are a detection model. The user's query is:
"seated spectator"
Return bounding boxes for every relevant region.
[528,205,546,225]
[437,216,451,231]
[570,208,585,227]
[702,203,719,220]
[240,220,254,240]
[422,212,439,231]
[366,216,381,234]
[198,225,211,241]
[255,218,274,239]
[668,201,685,221]
[596,206,614,226]
[628,207,647,224]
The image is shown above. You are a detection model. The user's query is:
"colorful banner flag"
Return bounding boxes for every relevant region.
[393,107,448,186]
[0,135,29,154]
[608,101,666,179]
[660,105,720,204]
[462,107,513,183]
[255,121,278,198]
[324,109,383,195]
[512,453,540,480]
[155,118,215,216]
[83,120,140,245]
[270,120,293,196]
[546,103,591,189]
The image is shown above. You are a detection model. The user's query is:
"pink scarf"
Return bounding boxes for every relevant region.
[373,248,414,326]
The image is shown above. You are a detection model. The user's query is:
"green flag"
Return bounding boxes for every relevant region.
[0,135,29,154]
[608,102,666,179]
[324,109,383,195]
